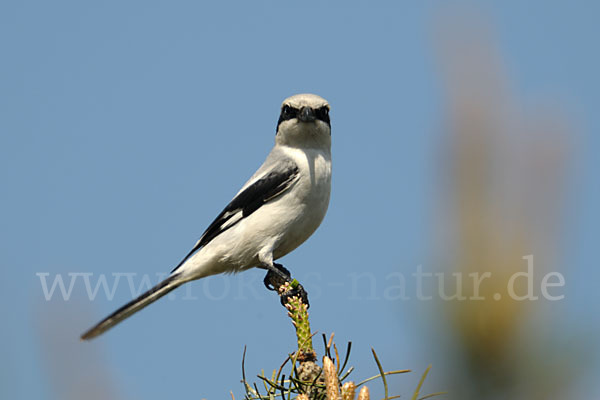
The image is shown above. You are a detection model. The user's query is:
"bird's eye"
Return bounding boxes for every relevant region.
[315,106,331,127]
[316,106,329,116]
[277,105,298,133]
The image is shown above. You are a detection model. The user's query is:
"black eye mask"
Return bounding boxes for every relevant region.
[276,105,331,134]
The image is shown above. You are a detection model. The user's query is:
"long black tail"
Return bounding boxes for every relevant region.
[81,274,183,340]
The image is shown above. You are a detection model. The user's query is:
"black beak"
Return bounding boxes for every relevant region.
[298,107,316,122]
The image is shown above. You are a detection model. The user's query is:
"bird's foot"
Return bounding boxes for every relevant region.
[262,263,310,308]
[279,280,310,309]
[263,263,291,291]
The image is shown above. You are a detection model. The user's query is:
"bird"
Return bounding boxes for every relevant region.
[81,93,332,340]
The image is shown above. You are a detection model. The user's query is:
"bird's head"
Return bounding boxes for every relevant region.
[275,94,331,149]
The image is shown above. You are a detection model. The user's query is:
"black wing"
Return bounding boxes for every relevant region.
[171,161,300,273]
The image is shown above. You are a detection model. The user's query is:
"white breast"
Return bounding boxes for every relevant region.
[270,146,332,259]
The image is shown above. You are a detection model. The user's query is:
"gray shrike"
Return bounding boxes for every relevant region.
[81,93,332,340]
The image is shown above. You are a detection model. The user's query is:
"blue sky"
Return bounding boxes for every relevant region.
[1,1,599,399]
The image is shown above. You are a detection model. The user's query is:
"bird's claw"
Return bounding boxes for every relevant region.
[279,282,310,309]
[262,263,309,308]
[263,263,291,291]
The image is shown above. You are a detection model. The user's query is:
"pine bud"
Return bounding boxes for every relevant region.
[357,386,370,400]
